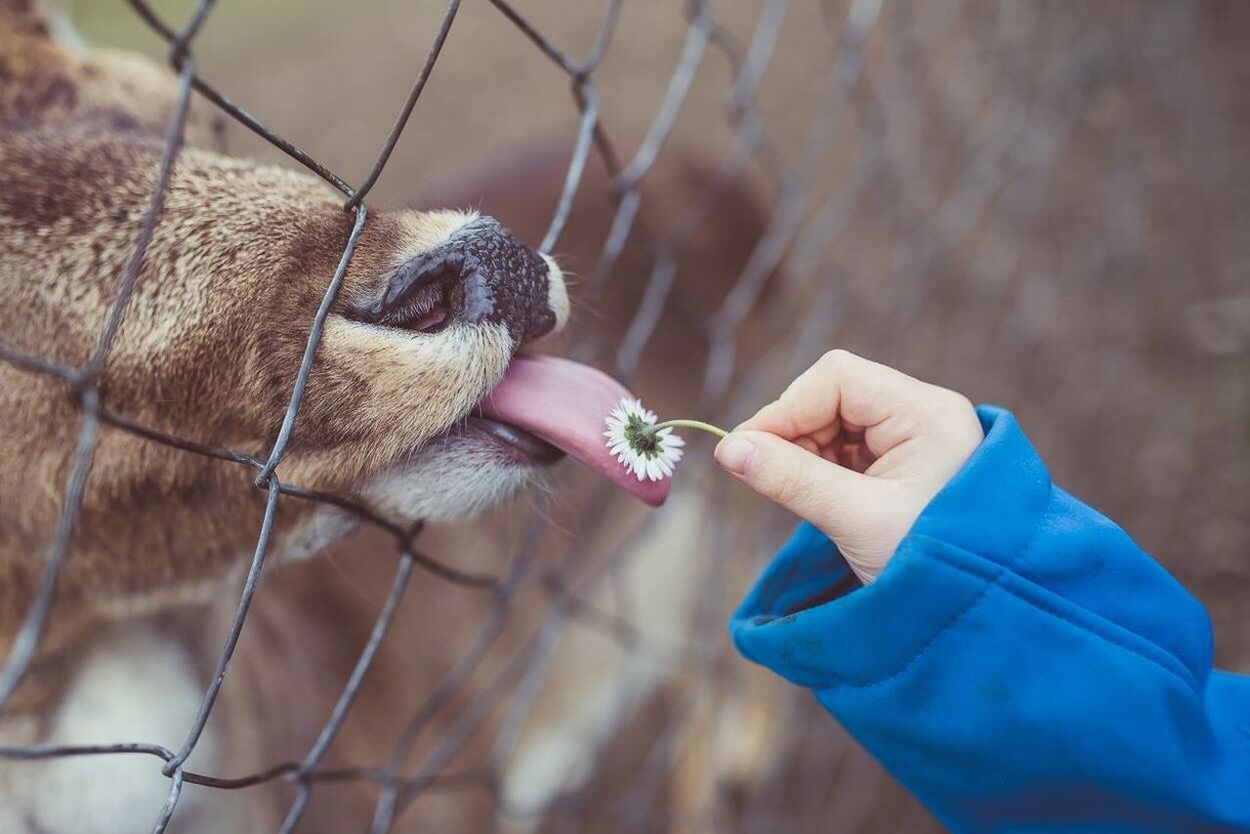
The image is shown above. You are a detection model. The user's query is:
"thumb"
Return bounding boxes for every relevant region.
[714,430,874,534]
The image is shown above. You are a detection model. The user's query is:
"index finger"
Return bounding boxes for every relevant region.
[736,349,928,447]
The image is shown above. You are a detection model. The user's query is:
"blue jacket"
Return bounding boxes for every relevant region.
[730,406,1250,833]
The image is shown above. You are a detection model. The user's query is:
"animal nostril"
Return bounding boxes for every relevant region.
[346,215,552,341]
[344,248,461,333]
[525,309,557,342]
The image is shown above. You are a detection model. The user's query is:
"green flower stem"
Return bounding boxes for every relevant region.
[648,419,729,439]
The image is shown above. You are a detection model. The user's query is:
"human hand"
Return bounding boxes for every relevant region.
[714,350,984,583]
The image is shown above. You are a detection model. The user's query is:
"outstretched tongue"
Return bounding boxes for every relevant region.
[476,355,670,506]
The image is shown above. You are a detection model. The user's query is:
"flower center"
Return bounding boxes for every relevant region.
[624,414,662,459]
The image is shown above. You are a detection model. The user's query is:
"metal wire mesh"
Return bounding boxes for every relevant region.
[2,1,1249,832]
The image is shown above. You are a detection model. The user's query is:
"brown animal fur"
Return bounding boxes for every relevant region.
[0,0,562,713]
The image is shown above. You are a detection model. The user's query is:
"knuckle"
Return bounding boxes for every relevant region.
[766,460,800,504]
[820,348,854,369]
[924,388,982,444]
[940,389,977,419]
[919,384,963,413]
[771,457,815,507]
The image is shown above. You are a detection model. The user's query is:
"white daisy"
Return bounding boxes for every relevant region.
[604,397,686,482]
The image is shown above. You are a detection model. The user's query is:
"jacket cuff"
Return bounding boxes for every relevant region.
[730,405,1052,689]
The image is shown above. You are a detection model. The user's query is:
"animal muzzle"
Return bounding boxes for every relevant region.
[346,216,562,343]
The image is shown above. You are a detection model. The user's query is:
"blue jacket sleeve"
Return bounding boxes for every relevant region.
[730,406,1250,834]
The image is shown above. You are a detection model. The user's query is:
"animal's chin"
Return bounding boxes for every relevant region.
[360,433,545,525]
[357,401,566,526]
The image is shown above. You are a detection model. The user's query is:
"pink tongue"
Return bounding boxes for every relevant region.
[476,355,670,506]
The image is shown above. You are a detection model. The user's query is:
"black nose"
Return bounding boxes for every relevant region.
[451,217,552,339]
[346,216,553,342]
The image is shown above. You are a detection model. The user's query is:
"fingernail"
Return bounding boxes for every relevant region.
[716,434,756,475]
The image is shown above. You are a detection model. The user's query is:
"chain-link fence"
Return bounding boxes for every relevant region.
[1,0,1248,832]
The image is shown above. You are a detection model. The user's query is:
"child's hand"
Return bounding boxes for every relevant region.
[715,350,983,583]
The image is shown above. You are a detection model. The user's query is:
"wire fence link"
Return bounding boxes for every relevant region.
[2,1,1248,832]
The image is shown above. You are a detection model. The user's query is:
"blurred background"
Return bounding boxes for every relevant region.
[70,1,1250,831]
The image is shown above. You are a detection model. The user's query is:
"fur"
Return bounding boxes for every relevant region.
[0,2,568,829]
